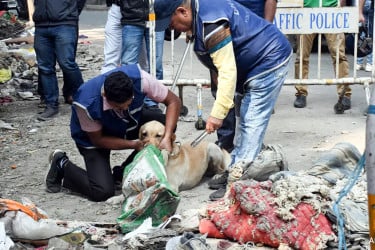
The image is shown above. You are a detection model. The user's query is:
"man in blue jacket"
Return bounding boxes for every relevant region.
[33,0,86,120]
[154,0,292,200]
[45,65,181,202]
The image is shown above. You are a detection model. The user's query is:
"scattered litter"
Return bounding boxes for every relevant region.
[0,221,14,250]
[0,120,16,130]
[18,91,38,100]
[28,128,38,133]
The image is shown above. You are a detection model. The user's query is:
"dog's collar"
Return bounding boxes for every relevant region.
[169,141,181,158]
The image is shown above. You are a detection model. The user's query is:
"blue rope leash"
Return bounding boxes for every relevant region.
[368,105,375,115]
[332,153,366,249]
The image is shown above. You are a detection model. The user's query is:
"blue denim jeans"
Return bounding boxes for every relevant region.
[121,25,165,107]
[231,62,289,165]
[34,25,83,108]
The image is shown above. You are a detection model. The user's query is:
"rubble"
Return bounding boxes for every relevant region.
[0,40,104,104]
[0,11,25,40]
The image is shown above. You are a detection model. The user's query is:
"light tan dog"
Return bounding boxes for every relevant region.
[139,120,231,192]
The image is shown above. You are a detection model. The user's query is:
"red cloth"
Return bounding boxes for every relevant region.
[200,180,334,249]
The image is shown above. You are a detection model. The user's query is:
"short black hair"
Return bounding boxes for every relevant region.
[104,71,134,103]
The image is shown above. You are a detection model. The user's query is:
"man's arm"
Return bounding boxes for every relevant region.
[203,22,236,133]
[159,90,181,152]
[139,70,181,152]
[358,0,365,23]
[264,0,277,22]
[26,0,34,27]
[86,130,143,150]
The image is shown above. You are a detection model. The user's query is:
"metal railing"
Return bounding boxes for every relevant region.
[161,3,374,107]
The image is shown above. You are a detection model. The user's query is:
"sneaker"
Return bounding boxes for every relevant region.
[356,64,364,71]
[37,106,58,121]
[342,96,351,110]
[365,63,373,72]
[46,149,67,193]
[209,186,227,201]
[293,95,306,108]
[207,171,228,190]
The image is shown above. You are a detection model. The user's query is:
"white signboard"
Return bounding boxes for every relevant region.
[277,0,303,8]
[273,7,359,34]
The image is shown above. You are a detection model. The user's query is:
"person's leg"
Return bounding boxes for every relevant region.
[293,34,315,108]
[357,56,365,70]
[155,31,165,80]
[121,25,143,65]
[101,4,122,74]
[138,40,149,71]
[62,24,79,104]
[55,25,83,103]
[62,147,115,202]
[34,27,59,118]
[209,63,289,200]
[143,30,165,110]
[325,33,351,110]
[232,63,289,165]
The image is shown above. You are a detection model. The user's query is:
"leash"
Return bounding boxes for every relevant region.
[332,153,366,249]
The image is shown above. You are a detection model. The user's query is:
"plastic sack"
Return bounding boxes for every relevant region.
[0,68,12,83]
[0,198,72,240]
[117,145,180,233]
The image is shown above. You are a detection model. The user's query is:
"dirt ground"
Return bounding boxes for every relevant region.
[0,21,372,247]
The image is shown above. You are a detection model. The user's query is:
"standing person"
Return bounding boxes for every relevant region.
[45,65,181,202]
[209,0,277,154]
[356,0,373,72]
[33,0,86,120]
[101,0,123,74]
[154,0,292,200]
[120,0,166,112]
[101,0,149,74]
[293,0,351,110]
[207,0,278,196]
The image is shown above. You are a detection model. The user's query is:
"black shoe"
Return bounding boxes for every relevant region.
[293,95,306,108]
[342,96,351,110]
[209,186,227,201]
[37,106,58,121]
[46,149,67,193]
[207,171,228,189]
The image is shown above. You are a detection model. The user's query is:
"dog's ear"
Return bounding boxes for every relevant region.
[139,126,146,140]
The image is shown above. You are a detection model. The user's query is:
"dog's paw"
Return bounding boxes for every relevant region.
[105,194,125,205]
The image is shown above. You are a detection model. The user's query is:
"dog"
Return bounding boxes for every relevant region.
[139,120,231,192]
[106,120,230,205]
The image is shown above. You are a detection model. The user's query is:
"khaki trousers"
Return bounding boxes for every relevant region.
[294,33,351,97]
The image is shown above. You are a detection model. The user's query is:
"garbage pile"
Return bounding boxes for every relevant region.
[0,38,104,104]
[0,142,371,250]
[0,11,25,40]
